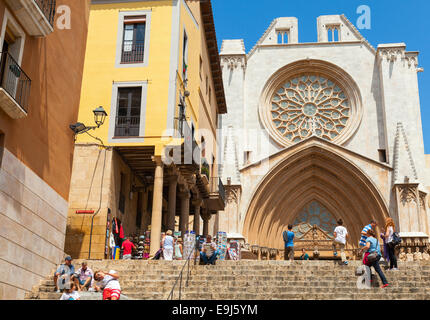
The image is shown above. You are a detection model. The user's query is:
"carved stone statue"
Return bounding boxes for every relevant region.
[422,248,430,261]
[413,247,423,261]
[313,246,320,260]
[422,248,430,260]
[399,247,407,262]
[406,247,414,262]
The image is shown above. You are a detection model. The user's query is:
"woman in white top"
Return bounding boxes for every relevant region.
[384,217,398,270]
[174,238,183,260]
[162,230,175,261]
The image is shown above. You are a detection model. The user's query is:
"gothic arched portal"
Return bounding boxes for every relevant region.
[242,138,390,249]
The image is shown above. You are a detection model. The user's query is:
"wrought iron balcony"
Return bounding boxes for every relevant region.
[121,42,145,64]
[206,176,225,211]
[181,119,200,167]
[114,115,140,137]
[6,0,56,37]
[0,52,31,119]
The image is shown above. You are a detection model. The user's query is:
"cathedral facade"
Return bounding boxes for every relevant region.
[218,15,430,253]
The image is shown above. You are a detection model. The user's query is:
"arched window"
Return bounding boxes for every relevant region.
[292,200,338,237]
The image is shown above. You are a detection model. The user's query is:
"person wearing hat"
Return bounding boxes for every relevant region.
[54,256,76,293]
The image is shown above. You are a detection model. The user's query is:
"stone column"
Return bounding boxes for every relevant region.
[192,199,203,234]
[149,157,164,256]
[167,174,178,231]
[179,190,190,236]
[201,208,211,236]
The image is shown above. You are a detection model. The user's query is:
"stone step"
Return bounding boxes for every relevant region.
[125,291,429,300]
[73,263,430,269]
[123,286,428,295]
[119,280,429,289]
[117,274,430,282]
[110,270,430,277]
[26,260,430,300]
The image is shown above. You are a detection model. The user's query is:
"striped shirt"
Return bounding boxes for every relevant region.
[359,224,372,246]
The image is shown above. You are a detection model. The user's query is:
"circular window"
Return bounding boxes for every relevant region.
[259,60,362,147]
[271,74,351,143]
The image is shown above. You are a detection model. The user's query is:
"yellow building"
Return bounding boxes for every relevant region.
[65,0,227,259]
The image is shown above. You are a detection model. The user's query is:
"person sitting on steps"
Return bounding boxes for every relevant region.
[200,235,219,265]
[54,256,76,293]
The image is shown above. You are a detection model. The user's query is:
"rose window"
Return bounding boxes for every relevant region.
[270,74,351,143]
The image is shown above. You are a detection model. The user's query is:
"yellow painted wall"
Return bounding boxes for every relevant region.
[76,1,174,149]
[76,0,220,163]
[177,3,200,129]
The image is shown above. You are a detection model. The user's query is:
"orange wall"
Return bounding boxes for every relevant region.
[0,0,91,200]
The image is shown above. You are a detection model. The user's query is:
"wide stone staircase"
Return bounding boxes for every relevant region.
[25,260,430,300]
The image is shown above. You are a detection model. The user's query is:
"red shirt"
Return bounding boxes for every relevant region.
[121,240,136,255]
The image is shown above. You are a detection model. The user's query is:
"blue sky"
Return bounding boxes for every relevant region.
[212,0,430,153]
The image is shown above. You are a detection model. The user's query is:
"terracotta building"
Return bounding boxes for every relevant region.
[0,0,91,299]
[65,0,226,259]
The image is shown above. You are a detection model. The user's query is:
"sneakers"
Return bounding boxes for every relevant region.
[343,261,349,265]
[333,252,338,256]
[381,284,389,288]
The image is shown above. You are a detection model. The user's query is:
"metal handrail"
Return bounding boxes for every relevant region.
[167,237,198,300]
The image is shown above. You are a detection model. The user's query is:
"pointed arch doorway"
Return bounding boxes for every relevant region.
[242,139,390,253]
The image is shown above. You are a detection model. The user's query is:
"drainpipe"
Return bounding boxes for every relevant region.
[88,148,107,260]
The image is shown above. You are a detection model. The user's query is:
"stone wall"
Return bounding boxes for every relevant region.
[0,148,68,299]
[65,144,150,260]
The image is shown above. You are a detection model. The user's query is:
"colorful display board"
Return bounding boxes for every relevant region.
[228,240,241,260]
[217,231,228,261]
[183,231,196,260]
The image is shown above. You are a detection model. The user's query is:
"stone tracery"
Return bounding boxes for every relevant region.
[271,74,351,143]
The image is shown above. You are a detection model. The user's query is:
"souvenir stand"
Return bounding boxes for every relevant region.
[183,231,196,260]
[217,231,228,261]
[228,240,241,260]
[143,230,151,259]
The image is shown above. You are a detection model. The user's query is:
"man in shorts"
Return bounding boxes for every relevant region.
[74,261,93,291]
[94,270,121,300]
[332,219,349,265]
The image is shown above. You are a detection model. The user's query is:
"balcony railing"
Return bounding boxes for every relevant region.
[5,0,55,37]
[182,120,200,167]
[210,176,226,205]
[121,42,145,64]
[35,0,56,27]
[114,115,140,137]
[0,52,31,115]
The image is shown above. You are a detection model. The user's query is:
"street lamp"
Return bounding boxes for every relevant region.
[93,106,108,127]
[69,106,108,135]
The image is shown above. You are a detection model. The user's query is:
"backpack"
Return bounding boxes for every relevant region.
[390,232,401,246]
